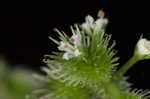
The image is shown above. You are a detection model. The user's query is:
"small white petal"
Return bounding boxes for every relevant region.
[82,14,108,34]
[94,18,108,33]
[71,34,82,46]
[81,15,95,33]
[81,23,91,33]
[74,49,81,56]
[58,41,66,51]
[86,15,94,28]
[58,41,73,53]
[63,53,73,60]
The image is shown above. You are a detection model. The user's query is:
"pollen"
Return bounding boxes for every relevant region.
[64,44,69,48]
[97,10,104,17]
[69,38,75,43]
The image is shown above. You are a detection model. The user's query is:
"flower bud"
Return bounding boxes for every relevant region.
[135,38,150,60]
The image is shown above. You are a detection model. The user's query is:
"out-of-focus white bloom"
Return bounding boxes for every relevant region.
[136,38,150,59]
[81,10,108,34]
[69,33,81,47]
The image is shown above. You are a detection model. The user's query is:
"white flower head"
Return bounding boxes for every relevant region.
[81,10,108,34]
[136,38,150,59]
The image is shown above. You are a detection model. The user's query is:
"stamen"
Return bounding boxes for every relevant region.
[69,38,75,43]
[64,44,69,48]
[97,10,104,17]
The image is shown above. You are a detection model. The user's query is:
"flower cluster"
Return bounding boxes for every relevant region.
[57,10,109,60]
[58,33,82,60]
[82,10,108,34]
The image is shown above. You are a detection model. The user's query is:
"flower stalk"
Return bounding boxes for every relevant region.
[115,54,139,76]
[116,38,150,76]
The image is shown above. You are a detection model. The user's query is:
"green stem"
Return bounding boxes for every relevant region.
[102,81,122,99]
[116,55,139,76]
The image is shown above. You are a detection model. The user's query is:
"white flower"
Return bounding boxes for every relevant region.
[81,10,108,34]
[136,38,150,59]
[81,15,94,33]
[69,33,81,47]
[94,17,108,33]
[58,41,81,60]
[58,41,73,53]
[62,49,81,60]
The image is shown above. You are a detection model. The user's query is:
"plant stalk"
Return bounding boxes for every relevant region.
[115,55,139,76]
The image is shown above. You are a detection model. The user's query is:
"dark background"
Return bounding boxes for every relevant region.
[0,0,150,90]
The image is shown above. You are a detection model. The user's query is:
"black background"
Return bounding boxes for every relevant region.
[0,0,150,90]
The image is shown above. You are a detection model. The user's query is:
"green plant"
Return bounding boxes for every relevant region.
[0,58,39,99]
[28,10,150,99]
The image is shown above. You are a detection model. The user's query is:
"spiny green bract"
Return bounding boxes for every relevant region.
[45,24,119,89]
[27,73,97,99]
